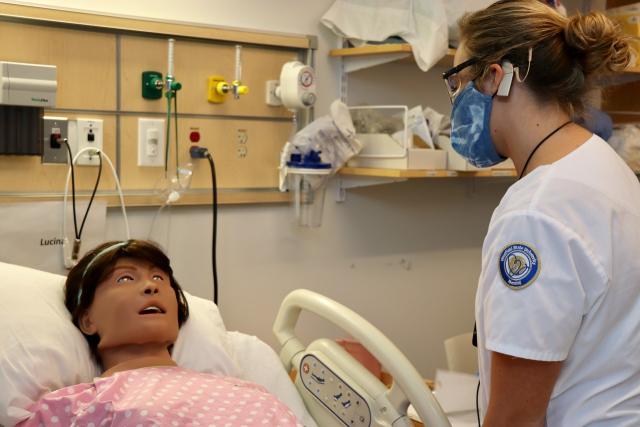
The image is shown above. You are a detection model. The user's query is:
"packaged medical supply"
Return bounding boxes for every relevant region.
[347,105,447,170]
[279,100,361,227]
[608,124,640,172]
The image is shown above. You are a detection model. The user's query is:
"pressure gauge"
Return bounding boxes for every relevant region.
[276,61,317,110]
[300,70,314,88]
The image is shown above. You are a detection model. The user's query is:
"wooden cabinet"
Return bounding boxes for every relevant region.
[602,0,640,123]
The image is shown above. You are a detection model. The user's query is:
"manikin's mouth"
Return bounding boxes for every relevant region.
[138,305,166,315]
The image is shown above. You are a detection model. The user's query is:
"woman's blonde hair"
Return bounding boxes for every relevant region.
[459,0,631,114]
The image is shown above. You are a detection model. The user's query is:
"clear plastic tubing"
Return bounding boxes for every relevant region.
[167,38,175,79]
[235,44,242,82]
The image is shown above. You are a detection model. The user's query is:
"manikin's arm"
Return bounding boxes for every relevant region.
[482,351,563,427]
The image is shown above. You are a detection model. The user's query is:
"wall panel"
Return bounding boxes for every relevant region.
[119,116,289,190]
[0,8,307,204]
[0,21,116,110]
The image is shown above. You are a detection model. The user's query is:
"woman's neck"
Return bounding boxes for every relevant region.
[492,87,590,177]
[99,343,176,377]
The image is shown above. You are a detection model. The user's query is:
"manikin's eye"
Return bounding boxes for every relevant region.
[116,274,135,283]
[152,274,164,281]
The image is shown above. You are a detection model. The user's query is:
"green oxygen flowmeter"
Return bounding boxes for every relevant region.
[141,71,164,99]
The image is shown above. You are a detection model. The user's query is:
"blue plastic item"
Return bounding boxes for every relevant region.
[286,150,332,169]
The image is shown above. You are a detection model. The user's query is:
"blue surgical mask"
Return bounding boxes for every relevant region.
[450,81,507,168]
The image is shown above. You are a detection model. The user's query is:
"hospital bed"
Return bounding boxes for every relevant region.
[0,261,449,427]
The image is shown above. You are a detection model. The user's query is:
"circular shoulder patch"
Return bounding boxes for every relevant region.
[498,243,540,290]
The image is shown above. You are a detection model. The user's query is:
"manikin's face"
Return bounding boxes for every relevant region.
[80,257,179,351]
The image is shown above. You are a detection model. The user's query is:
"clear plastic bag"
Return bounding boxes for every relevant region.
[608,124,640,172]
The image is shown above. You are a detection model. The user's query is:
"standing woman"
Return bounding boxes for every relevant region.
[442,0,640,425]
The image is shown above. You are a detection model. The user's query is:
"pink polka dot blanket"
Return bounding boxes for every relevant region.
[16,366,303,427]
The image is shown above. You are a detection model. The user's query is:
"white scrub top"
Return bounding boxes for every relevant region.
[476,135,640,426]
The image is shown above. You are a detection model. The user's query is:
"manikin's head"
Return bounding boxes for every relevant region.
[64,240,189,365]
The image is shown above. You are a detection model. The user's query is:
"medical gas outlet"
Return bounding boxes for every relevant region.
[207,76,249,103]
[141,71,164,99]
[266,61,316,109]
[137,118,165,167]
[68,119,103,166]
[207,44,249,103]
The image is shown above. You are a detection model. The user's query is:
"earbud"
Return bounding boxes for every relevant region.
[497,60,515,97]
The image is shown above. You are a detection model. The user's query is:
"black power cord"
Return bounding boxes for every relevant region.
[206,151,219,306]
[476,380,481,426]
[190,146,219,305]
[62,140,103,242]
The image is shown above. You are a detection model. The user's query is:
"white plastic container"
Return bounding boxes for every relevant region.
[347,105,447,170]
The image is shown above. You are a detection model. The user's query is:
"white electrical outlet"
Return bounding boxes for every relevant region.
[138,118,165,167]
[72,119,103,166]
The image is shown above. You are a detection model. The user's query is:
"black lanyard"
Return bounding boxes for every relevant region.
[519,121,573,179]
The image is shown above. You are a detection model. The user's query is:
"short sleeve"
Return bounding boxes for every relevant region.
[479,211,607,361]
[15,385,83,427]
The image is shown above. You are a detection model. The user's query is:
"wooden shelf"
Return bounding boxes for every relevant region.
[330,44,414,57]
[329,44,456,72]
[0,190,290,207]
[330,44,640,84]
[339,167,517,179]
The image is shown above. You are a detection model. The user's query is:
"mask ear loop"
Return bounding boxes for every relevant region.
[515,47,533,83]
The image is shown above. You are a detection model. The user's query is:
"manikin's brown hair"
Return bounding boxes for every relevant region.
[459,0,630,115]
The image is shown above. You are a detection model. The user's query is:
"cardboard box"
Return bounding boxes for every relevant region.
[347,133,447,170]
[348,147,447,169]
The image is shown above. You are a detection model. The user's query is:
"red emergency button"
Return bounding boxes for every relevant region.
[189,131,200,143]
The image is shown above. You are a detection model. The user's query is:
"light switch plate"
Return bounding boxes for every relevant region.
[138,118,165,167]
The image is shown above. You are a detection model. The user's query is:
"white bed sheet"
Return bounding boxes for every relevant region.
[227,331,317,427]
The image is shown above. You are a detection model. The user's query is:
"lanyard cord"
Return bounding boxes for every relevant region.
[519,120,572,179]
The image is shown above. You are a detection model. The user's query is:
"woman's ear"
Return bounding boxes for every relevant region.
[79,311,97,335]
[480,63,506,95]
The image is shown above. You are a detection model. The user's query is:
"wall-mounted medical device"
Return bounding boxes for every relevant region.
[0,62,56,156]
[0,61,57,107]
[141,71,164,100]
[266,61,316,110]
[208,45,249,103]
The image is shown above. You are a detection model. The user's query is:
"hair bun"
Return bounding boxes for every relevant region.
[565,12,631,75]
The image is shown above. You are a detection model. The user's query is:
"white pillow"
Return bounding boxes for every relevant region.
[0,261,239,427]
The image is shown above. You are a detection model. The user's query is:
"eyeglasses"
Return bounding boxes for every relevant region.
[442,57,479,103]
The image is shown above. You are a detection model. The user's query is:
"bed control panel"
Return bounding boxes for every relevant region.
[300,354,372,427]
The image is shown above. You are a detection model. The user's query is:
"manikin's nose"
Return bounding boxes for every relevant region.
[143,282,159,295]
